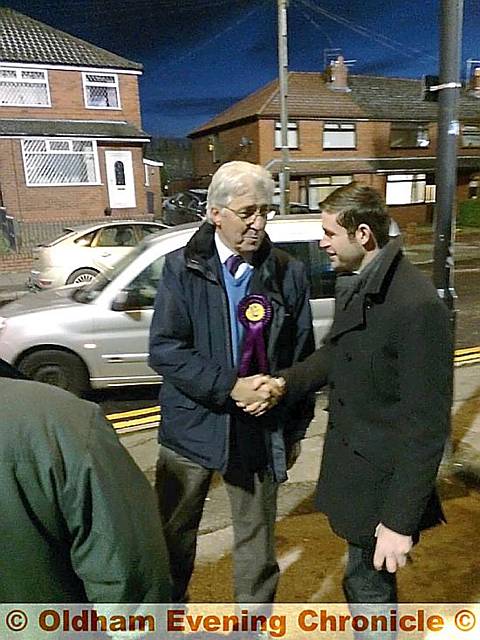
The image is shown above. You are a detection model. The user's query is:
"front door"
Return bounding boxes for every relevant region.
[105,150,136,208]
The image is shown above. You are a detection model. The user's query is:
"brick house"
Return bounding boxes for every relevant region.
[189,57,480,226]
[0,7,163,235]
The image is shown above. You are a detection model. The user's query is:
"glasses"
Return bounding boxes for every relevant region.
[222,204,276,224]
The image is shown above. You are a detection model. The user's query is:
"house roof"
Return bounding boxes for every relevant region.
[0,7,142,71]
[265,156,480,176]
[0,118,149,140]
[189,72,480,136]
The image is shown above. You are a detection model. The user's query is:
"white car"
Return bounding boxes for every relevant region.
[1,216,335,396]
[29,219,167,289]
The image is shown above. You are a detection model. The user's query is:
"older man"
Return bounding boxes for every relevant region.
[149,161,314,604]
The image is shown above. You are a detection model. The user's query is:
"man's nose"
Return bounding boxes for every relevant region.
[250,215,265,230]
[319,237,328,248]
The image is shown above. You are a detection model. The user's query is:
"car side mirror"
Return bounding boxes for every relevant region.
[111,289,141,312]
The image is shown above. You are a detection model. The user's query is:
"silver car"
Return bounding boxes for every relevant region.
[29,219,167,289]
[0,216,335,396]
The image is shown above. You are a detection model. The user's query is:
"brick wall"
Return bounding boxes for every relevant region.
[0,139,147,221]
[0,69,142,126]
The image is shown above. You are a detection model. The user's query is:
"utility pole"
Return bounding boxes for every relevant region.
[432,0,464,334]
[277,0,290,215]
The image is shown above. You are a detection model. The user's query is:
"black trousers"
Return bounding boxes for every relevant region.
[155,444,279,604]
[343,543,398,640]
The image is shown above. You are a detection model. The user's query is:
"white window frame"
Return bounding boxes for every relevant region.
[0,66,51,107]
[82,72,121,110]
[274,121,299,149]
[461,124,480,148]
[323,122,356,149]
[385,174,427,205]
[21,138,101,187]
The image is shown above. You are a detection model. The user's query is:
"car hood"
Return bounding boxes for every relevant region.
[0,285,83,317]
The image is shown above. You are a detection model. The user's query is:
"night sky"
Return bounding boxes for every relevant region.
[3,0,479,138]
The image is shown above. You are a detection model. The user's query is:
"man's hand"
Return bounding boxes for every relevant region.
[373,523,413,573]
[231,376,285,417]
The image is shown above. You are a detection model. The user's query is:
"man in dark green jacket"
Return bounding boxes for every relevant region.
[0,372,171,603]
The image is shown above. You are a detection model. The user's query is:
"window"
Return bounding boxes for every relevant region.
[323,122,355,149]
[385,174,427,205]
[461,125,480,148]
[127,256,166,308]
[22,139,99,186]
[83,73,120,108]
[308,175,352,210]
[390,123,429,148]
[275,121,299,149]
[0,67,49,106]
[276,241,336,299]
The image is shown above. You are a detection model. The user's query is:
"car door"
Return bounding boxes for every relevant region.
[91,224,138,271]
[89,254,166,386]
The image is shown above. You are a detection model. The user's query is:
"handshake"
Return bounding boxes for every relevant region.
[230,374,286,417]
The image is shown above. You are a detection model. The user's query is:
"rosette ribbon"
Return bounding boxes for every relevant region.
[237,294,273,376]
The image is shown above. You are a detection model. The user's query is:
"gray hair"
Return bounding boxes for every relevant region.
[206,161,274,223]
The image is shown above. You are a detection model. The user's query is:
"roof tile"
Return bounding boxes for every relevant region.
[190,71,480,136]
[0,7,142,70]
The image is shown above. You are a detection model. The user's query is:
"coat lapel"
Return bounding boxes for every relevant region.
[328,239,403,342]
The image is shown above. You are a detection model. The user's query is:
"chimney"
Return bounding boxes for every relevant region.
[469,67,480,96]
[328,55,351,92]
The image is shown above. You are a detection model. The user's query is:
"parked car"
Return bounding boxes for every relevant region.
[28,220,167,289]
[0,216,335,396]
[162,189,207,226]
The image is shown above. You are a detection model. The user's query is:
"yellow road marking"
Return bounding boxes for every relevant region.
[454,346,480,356]
[111,413,160,430]
[454,353,480,365]
[106,405,160,420]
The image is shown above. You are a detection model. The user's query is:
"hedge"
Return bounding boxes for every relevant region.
[458,200,480,227]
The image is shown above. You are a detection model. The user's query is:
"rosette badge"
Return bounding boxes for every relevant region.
[238,294,272,376]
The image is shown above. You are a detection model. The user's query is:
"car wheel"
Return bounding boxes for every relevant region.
[18,350,90,397]
[66,267,99,285]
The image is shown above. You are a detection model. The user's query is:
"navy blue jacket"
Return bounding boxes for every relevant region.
[149,222,315,482]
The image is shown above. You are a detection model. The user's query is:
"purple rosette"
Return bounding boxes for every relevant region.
[237,294,273,376]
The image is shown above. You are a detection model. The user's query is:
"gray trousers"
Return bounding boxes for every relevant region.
[155,445,280,603]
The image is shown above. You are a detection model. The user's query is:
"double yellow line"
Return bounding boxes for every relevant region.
[107,405,160,434]
[106,345,480,433]
[454,345,480,367]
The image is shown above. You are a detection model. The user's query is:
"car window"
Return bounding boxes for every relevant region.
[126,256,166,308]
[275,241,336,299]
[96,225,136,247]
[74,230,96,247]
[137,224,164,240]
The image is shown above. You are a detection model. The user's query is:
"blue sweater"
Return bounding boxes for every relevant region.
[222,264,253,367]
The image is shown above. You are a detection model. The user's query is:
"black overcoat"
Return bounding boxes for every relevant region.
[282,240,453,546]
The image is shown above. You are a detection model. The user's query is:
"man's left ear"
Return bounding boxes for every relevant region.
[355,223,374,248]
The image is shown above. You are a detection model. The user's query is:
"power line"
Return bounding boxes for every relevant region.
[158,0,270,72]
[296,0,437,62]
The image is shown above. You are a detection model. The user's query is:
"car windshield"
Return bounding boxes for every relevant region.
[44,228,76,247]
[72,243,146,303]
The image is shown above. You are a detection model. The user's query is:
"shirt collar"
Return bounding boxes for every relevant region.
[214,232,236,265]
